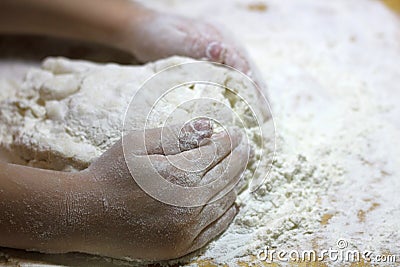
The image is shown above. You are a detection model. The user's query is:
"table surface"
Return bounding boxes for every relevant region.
[0,1,399,266]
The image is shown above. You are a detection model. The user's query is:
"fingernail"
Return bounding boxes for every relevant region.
[206,41,226,62]
[193,118,212,132]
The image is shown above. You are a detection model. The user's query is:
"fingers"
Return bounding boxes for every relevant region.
[177,119,213,152]
[194,190,236,233]
[124,119,213,156]
[176,18,253,76]
[204,40,252,78]
[188,20,249,73]
[197,136,250,200]
[147,127,249,189]
[188,205,238,254]
[148,154,202,187]
[148,119,213,155]
[166,128,244,176]
[148,128,244,186]
[205,41,226,62]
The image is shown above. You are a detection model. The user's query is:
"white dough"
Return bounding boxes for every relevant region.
[0,56,266,173]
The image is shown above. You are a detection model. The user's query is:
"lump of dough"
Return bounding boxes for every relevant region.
[39,74,80,101]
[0,56,266,172]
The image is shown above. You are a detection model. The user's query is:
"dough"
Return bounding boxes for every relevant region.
[0,56,270,174]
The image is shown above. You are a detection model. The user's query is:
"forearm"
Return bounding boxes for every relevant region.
[0,0,150,51]
[0,162,89,253]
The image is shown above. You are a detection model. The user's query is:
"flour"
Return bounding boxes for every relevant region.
[138,0,400,265]
[0,56,333,266]
[0,56,265,174]
[1,0,400,266]
[0,54,329,265]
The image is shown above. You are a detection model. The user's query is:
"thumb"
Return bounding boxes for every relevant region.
[124,119,213,156]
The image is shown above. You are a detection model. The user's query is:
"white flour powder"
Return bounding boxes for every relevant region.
[0,55,335,266]
[0,0,399,266]
[143,0,400,265]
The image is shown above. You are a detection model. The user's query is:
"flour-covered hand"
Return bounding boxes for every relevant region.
[80,119,250,260]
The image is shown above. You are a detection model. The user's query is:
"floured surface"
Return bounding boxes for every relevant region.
[146,0,399,265]
[0,0,400,266]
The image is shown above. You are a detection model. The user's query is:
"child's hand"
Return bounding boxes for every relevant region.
[120,7,269,120]
[126,11,250,72]
[81,119,250,260]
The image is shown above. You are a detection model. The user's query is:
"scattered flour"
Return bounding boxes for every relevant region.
[0,59,335,266]
[0,56,334,266]
[0,0,400,266]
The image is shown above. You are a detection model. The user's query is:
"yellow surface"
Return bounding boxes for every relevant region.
[382,0,400,13]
